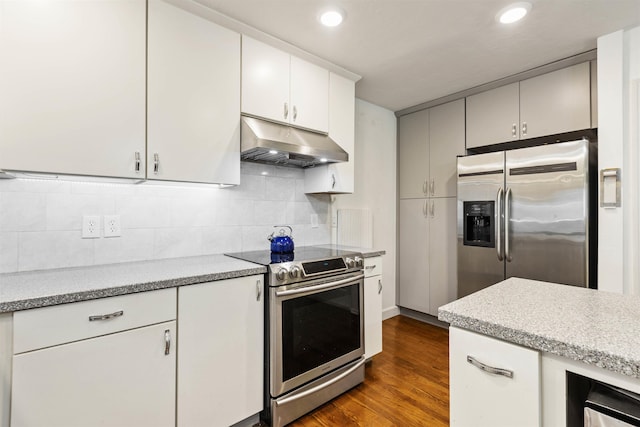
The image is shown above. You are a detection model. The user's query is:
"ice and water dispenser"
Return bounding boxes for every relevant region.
[463,201,495,248]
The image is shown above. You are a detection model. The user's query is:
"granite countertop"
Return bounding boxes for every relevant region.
[0,255,266,313]
[314,244,386,258]
[438,277,640,379]
[0,246,385,314]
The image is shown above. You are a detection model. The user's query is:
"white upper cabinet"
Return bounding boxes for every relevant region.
[304,72,355,193]
[242,36,329,133]
[466,62,592,148]
[429,99,466,198]
[0,0,146,178]
[147,0,240,184]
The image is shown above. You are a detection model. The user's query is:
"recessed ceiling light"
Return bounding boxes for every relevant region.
[319,9,345,27]
[496,2,531,24]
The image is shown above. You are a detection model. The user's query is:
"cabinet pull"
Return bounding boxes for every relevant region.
[153,153,160,174]
[365,265,376,270]
[467,355,513,378]
[293,105,298,121]
[134,151,141,173]
[511,124,517,138]
[164,329,171,355]
[422,179,428,195]
[423,200,428,217]
[521,122,527,136]
[284,102,289,120]
[429,179,435,196]
[429,200,435,217]
[331,174,336,189]
[256,279,262,301]
[88,310,124,322]
[378,279,383,294]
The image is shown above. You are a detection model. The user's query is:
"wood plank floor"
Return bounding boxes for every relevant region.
[289,316,450,427]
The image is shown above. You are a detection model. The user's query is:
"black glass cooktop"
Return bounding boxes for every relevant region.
[225,246,360,265]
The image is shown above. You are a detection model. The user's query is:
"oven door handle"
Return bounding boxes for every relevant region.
[275,274,364,297]
[275,356,366,407]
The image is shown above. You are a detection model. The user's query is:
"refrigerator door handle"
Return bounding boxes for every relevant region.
[505,187,512,262]
[496,187,504,261]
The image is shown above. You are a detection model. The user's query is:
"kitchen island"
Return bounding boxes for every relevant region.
[439,277,640,426]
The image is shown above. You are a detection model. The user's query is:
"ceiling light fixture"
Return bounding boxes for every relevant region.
[319,8,345,27]
[496,2,531,24]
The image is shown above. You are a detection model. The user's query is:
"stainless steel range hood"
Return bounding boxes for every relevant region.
[240,116,348,168]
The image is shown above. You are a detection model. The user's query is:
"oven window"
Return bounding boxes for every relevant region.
[281,283,361,382]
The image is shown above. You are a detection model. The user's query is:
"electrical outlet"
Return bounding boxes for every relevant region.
[103,215,121,238]
[82,215,101,239]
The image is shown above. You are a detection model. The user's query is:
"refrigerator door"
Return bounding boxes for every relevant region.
[457,151,505,298]
[505,139,589,286]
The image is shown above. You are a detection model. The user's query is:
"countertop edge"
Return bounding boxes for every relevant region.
[0,266,266,313]
[439,309,640,380]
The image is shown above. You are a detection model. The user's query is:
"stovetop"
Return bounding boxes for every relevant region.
[225,246,361,266]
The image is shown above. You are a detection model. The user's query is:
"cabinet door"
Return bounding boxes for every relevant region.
[304,73,355,193]
[398,199,429,312]
[398,109,429,199]
[364,276,383,359]
[449,327,540,427]
[429,99,466,198]
[428,197,457,316]
[177,276,263,427]
[11,322,176,427]
[241,36,290,124]
[0,0,146,178]
[290,56,329,132]
[466,82,520,149]
[520,62,591,139]
[147,0,240,184]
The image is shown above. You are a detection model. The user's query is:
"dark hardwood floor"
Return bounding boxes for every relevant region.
[289,316,450,427]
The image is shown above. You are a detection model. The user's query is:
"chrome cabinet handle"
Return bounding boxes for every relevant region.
[511,123,517,138]
[521,122,527,136]
[89,310,123,322]
[423,200,428,217]
[505,187,512,262]
[256,279,262,301]
[467,355,513,379]
[331,174,336,189]
[429,200,435,218]
[284,102,289,120]
[422,179,428,195]
[496,187,504,261]
[134,151,141,173]
[153,153,159,174]
[365,265,376,270]
[293,105,297,121]
[275,357,366,406]
[378,279,383,294]
[164,329,171,355]
[429,179,435,196]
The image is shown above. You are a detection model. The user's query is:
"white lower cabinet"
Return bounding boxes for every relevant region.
[11,321,176,427]
[449,327,541,427]
[364,257,383,359]
[177,276,264,427]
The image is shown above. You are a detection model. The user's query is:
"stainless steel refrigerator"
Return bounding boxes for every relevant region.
[457,139,597,298]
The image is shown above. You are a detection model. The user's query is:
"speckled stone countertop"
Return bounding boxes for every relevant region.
[314,244,386,258]
[438,277,640,379]
[0,255,266,313]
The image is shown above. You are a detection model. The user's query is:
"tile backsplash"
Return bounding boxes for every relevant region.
[0,162,331,273]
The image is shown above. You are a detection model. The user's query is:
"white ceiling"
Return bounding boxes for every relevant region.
[196,0,640,112]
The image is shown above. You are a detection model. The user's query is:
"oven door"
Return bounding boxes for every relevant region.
[270,272,364,397]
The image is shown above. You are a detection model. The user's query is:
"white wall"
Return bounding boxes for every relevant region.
[597,26,640,294]
[0,163,331,273]
[333,99,398,319]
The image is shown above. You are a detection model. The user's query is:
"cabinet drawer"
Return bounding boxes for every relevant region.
[449,326,540,427]
[364,257,382,277]
[14,288,176,354]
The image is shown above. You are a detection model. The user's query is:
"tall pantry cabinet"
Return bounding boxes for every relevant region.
[398,99,464,316]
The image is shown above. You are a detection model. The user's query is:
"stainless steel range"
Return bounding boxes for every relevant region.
[226,246,365,427]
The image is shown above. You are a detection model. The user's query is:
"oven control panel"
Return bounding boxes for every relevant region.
[269,254,364,286]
